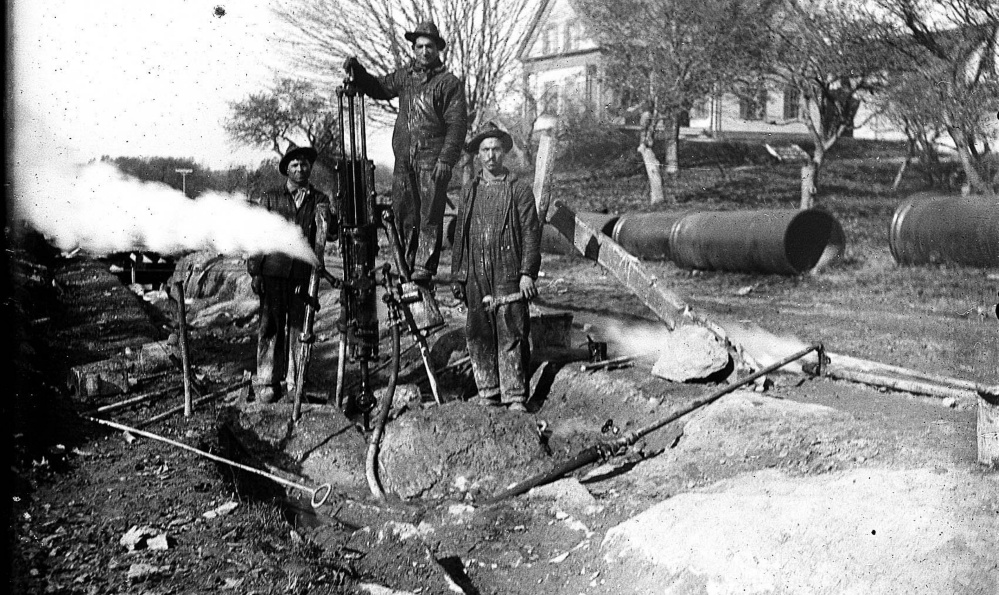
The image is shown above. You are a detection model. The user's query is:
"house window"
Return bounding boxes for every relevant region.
[541,84,559,115]
[585,64,597,107]
[783,85,800,120]
[541,26,559,55]
[690,98,710,120]
[564,22,576,51]
[739,87,768,121]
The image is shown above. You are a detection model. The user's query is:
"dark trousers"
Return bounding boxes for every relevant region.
[464,275,530,404]
[392,153,449,275]
[255,277,306,398]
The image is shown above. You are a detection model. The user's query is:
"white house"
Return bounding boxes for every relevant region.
[518,0,905,141]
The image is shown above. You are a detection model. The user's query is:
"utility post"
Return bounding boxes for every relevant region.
[175,168,193,198]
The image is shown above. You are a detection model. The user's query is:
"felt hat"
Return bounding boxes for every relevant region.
[404,21,447,50]
[279,145,318,176]
[465,122,514,154]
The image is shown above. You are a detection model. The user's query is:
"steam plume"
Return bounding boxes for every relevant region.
[9,111,317,264]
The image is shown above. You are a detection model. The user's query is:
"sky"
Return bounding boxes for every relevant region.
[10,0,395,170]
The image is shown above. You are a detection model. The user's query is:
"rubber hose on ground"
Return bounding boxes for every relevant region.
[365,321,401,499]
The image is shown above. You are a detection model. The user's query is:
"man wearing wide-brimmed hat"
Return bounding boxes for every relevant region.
[246,145,335,403]
[343,21,468,284]
[451,122,541,412]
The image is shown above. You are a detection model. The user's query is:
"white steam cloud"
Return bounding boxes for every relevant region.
[600,317,815,370]
[10,109,317,264]
[602,320,675,361]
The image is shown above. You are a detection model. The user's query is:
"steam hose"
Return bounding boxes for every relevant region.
[482,343,823,504]
[365,320,401,499]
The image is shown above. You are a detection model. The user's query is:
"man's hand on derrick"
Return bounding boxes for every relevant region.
[343,56,361,75]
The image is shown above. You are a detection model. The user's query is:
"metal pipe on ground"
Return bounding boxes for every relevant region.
[612,209,845,274]
[84,415,333,507]
[889,193,999,268]
[482,343,823,504]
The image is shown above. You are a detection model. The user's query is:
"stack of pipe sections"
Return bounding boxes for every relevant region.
[889,193,999,268]
[542,208,846,275]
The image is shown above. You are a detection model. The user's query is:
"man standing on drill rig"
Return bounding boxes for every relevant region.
[343,21,468,285]
[247,146,335,404]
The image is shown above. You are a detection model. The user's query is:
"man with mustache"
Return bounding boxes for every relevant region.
[451,123,541,412]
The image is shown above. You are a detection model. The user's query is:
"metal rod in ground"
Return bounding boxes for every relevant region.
[580,355,633,372]
[136,379,250,429]
[482,343,822,504]
[173,281,194,417]
[83,415,332,507]
[84,384,183,415]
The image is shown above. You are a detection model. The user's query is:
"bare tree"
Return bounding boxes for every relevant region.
[872,0,999,196]
[767,0,897,209]
[575,0,774,204]
[223,78,340,172]
[271,0,532,134]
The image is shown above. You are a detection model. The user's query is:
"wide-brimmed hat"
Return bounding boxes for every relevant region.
[279,145,318,176]
[404,21,447,50]
[465,122,513,154]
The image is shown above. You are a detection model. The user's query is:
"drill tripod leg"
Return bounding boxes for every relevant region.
[334,336,348,409]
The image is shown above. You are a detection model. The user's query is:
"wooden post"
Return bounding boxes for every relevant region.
[979,390,999,466]
[532,115,559,226]
[173,281,194,417]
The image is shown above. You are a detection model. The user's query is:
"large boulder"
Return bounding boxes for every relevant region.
[378,402,550,500]
[651,325,731,382]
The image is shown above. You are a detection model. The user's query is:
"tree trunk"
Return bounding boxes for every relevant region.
[800,148,824,210]
[949,126,994,197]
[661,110,680,201]
[638,109,665,205]
[638,145,665,205]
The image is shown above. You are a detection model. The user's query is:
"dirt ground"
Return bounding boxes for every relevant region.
[8,152,999,594]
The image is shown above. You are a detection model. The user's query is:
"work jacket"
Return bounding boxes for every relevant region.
[354,60,468,169]
[451,171,542,284]
[246,184,332,280]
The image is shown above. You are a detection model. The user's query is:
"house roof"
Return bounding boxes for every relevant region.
[517,0,556,62]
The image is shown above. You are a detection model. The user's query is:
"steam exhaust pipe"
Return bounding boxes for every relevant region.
[889,193,999,268]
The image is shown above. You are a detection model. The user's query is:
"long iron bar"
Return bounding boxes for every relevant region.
[84,384,183,415]
[136,379,250,429]
[84,415,332,507]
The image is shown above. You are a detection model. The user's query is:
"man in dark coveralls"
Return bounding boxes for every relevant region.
[343,21,468,283]
[451,123,541,412]
[246,146,334,403]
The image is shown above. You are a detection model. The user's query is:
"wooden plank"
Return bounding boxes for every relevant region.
[828,351,996,396]
[546,200,763,372]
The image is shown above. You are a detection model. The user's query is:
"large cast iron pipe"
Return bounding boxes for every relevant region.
[889,193,999,268]
[612,209,843,274]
